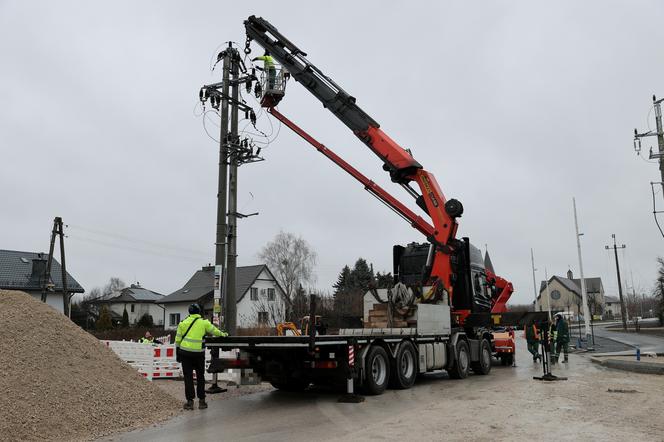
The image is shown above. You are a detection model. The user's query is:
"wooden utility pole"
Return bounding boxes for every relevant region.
[41,217,70,316]
[605,234,628,331]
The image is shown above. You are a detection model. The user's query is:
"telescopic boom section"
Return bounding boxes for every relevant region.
[245,16,461,295]
[245,16,422,182]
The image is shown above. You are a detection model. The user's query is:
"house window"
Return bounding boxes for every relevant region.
[267,288,275,301]
[169,313,180,326]
[250,287,258,301]
[551,290,561,300]
[258,311,268,324]
[130,304,135,313]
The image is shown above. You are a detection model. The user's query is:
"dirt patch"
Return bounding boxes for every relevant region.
[0,290,180,441]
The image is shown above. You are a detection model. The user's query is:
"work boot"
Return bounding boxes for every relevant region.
[183,400,194,410]
[199,400,208,410]
[563,357,569,363]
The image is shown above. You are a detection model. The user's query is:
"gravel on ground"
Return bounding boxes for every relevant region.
[0,290,181,441]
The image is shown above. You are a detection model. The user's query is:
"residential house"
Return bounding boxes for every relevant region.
[0,249,84,314]
[604,295,623,319]
[537,270,605,318]
[160,264,286,330]
[92,284,165,326]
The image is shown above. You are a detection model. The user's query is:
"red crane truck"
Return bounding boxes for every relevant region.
[205,16,538,395]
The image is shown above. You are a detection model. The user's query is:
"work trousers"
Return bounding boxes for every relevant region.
[526,340,539,358]
[180,350,206,401]
[267,68,276,90]
[555,341,569,362]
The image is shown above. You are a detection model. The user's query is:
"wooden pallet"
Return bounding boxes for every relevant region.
[366,304,411,328]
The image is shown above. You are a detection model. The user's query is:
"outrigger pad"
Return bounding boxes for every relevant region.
[338,394,365,403]
[533,374,568,381]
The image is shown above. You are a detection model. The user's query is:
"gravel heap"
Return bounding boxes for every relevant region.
[0,290,180,441]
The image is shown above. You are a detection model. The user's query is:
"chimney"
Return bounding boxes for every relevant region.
[567,269,573,279]
[31,257,47,279]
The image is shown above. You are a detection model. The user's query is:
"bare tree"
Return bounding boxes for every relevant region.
[258,231,317,319]
[250,296,286,328]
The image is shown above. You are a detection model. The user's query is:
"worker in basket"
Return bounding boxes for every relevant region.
[253,50,277,90]
[176,303,228,410]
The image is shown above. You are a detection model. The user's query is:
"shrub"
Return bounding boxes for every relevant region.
[137,313,154,327]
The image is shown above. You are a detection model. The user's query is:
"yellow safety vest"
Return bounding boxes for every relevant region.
[175,314,227,353]
[255,55,275,70]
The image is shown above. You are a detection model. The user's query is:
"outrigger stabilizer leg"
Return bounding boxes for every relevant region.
[533,327,567,382]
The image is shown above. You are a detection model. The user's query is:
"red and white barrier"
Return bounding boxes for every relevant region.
[101,340,180,380]
[100,340,238,382]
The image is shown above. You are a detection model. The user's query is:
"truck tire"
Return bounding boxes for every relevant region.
[471,339,492,375]
[448,339,470,379]
[364,345,390,395]
[390,341,417,389]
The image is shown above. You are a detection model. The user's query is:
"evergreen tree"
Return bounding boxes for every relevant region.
[333,265,352,296]
[351,258,374,289]
[375,271,394,289]
[96,305,113,330]
[121,307,129,328]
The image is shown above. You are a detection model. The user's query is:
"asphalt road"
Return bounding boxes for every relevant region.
[593,319,664,353]
[103,337,664,442]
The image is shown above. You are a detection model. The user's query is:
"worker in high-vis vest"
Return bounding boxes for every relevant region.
[176,303,227,410]
[253,50,277,90]
[139,331,154,344]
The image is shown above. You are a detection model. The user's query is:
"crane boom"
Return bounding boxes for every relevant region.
[244,16,510,314]
[245,15,421,182]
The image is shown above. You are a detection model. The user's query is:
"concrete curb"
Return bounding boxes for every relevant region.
[590,357,664,375]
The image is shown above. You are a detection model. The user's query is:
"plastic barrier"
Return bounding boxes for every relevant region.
[101,341,180,380]
[100,340,237,382]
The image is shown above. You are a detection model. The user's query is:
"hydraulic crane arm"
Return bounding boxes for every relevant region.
[245,16,467,301]
[269,108,436,239]
[245,15,421,183]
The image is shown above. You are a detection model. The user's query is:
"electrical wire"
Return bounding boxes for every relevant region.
[202,110,221,143]
[650,182,664,239]
[66,224,210,257]
[67,235,209,263]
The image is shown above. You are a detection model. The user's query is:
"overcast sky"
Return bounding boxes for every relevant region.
[2,1,664,305]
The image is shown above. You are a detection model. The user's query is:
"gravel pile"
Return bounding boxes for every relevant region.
[0,290,180,441]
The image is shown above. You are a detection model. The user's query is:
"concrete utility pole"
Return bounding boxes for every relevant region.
[201,43,263,335]
[531,249,539,311]
[226,48,240,336]
[634,95,664,190]
[214,46,232,329]
[572,198,592,345]
[605,234,628,331]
